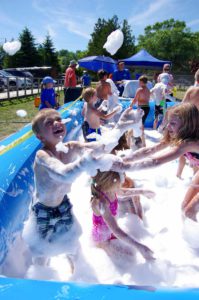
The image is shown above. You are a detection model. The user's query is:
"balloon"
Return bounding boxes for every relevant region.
[103,29,124,55]
[16,109,27,117]
[3,40,21,56]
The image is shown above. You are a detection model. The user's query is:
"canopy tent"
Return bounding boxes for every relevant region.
[78,55,117,73]
[122,49,171,69]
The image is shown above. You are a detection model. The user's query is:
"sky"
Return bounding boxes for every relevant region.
[0,0,198,52]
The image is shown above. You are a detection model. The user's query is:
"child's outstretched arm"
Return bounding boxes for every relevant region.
[123,142,167,162]
[118,187,155,199]
[100,202,154,260]
[94,105,121,120]
[111,144,186,173]
[35,150,122,183]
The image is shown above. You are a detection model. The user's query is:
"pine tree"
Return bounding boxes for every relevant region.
[15,27,41,67]
[87,15,135,59]
[40,34,59,70]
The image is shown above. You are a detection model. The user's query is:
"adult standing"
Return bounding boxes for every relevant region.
[64,60,81,103]
[112,61,131,96]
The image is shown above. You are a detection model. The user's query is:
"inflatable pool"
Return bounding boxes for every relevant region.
[0,99,199,299]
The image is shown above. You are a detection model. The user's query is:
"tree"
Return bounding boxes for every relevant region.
[39,34,60,74]
[14,27,41,67]
[137,19,199,72]
[57,49,77,73]
[87,15,135,59]
[3,28,41,68]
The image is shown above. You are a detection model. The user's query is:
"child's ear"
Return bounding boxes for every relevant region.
[36,133,45,142]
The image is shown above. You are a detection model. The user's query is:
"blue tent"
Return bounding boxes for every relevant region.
[78,55,117,73]
[122,49,171,69]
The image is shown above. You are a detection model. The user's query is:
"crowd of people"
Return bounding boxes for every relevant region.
[26,62,199,276]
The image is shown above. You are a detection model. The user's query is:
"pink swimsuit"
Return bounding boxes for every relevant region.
[184,152,199,167]
[92,190,118,243]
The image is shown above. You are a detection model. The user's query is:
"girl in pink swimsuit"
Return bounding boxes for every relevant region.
[91,170,155,260]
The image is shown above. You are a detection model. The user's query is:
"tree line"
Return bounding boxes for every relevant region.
[0,16,199,75]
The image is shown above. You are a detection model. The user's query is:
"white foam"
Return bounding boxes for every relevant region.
[1,129,199,288]
[56,141,69,154]
[16,109,27,117]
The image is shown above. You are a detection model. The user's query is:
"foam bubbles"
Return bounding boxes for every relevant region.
[56,141,69,154]
[62,118,72,124]
[103,29,124,55]
[3,40,21,56]
[16,109,27,117]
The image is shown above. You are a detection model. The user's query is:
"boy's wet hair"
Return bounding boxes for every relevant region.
[32,109,60,135]
[139,75,148,84]
[98,69,108,80]
[82,87,96,102]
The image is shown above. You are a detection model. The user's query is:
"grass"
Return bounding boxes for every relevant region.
[0,91,65,141]
[0,89,185,141]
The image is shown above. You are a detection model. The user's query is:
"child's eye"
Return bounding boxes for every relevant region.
[56,117,62,122]
[45,120,53,127]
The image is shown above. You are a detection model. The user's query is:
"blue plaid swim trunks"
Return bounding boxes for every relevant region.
[32,195,73,240]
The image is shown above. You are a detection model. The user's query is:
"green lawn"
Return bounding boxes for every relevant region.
[0,89,185,141]
[0,92,65,141]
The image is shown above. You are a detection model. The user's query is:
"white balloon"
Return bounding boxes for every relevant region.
[3,40,21,56]
[16,109,27,118]
[103,29,124,55]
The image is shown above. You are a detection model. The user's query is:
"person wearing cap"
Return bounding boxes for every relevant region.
[157,64,174,96]
[39,76,59,110]
[81,70,91,87]
[112,61,131,96]
[64,60,82,103]
[64,60,77,88]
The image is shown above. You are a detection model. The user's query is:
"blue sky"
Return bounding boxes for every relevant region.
[0,0,198,52]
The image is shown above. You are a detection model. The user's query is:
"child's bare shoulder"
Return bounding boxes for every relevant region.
[36,148,50,158]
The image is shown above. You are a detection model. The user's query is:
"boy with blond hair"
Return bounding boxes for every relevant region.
[82,87,121,142]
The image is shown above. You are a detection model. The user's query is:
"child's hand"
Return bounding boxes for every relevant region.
[115,107,144,132]
[137,244,155,261]
[114,105,122,113]
[142,190,156,199]
[91,153,123,172]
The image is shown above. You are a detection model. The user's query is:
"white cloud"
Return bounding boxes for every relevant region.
[187,19,199,26]
[128,0,171,26]
[45,24,56,38]
[59,19,90,39]
[32,0,94,39]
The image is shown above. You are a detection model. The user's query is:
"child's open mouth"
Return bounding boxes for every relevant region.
[53,128,64,135]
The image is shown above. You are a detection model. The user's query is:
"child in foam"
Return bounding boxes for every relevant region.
[111,103,199,222]
[157,64,174,96]
[130,76,150,147]
[39,76,59,110]
[90,170,155,260]
[23,107,143,270]
[112,134,145,220]
[150,81,168,130]
[81,87,121,142]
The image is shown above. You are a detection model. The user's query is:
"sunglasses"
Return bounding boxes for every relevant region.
[164,68,170,71]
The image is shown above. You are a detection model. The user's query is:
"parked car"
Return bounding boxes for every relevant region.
[0,70,33,90]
